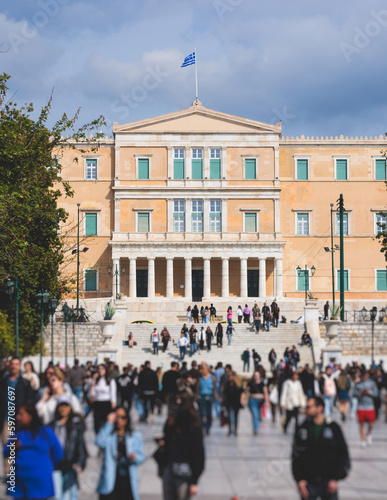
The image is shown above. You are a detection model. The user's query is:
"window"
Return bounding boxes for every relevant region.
[210,148,221,179]
[138,158,150,179]
[86,159,97,180]
[244,213,257,232]
[244,159,257,180]
[209,200,221,232]
[296,213,309,235]
[174,149,185,179]
[337,269,349,291]
[297,269,309,292]
[137,213,150,232]
[296,159,308,180]
[375,213,386,235]
[376,269,387,291]
[335,159,348,180]
[173,200,185,232]
[375,159,387,180]
[192,149,203,179]
[84,269,97,291]
[336,213,349,236]
[192,200,203,232]
[85,213,97,236]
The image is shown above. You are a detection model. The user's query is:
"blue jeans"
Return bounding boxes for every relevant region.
[228,333,232,344]
[248,398,263,431]
[243,360,250,372]
[179,346,186,360]
[323,395,335,417]
[190,343,197,356]
[198,395,213,433]
[72,386,83,401]
[53,470,78,500]
[153,342,159,355]
[304,480,338,500]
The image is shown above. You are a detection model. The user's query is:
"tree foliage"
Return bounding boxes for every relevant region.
[376,148,387,260]
[0,73,105,357]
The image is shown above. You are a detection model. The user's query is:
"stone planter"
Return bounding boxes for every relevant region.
[324,319,341,345]
[322,319,342,366]
[98,320,116,345]
[306,298,319,307]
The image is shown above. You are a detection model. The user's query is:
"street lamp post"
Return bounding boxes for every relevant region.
[107,264,126,299]
[296,264,316,301]
[36,290,50,375]
[76,203,81,312]
[62,302,70,369]
[71,306,77,364]
[330,203,335,308]
[6,278,20,357]
[49,297,58,364]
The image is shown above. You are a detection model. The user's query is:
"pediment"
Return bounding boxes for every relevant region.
[113,101,281,135]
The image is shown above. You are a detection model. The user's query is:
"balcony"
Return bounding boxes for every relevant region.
[111,232,283,242]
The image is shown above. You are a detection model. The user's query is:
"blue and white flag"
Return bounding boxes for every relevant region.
[181,52,196,68]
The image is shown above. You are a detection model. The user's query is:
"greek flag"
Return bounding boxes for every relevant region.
[181,52,196,68]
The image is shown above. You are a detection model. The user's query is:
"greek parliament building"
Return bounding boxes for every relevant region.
[59,100,387,319]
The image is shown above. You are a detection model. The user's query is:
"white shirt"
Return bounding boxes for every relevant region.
[90,377,117,404]
[280,379,306,410]
[177,337,188,347]
[36,393,84,425]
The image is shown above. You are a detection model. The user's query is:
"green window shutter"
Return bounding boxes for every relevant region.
[377,270,387,291]
[336,159,347,180]
[375,159,386,180]
[210,159,221,179]
[138,159,149,179]
[85,213,97,236]
[192,159,203,179]
[337,270,349,291]
[174,159,185,179]
[245,213,257,232]
[297,271,309,291]
[85,270,97,291]
[297,159,308,180]
[245,159,256,179]
[138,213,149,232]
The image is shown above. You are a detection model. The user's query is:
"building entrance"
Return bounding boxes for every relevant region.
[192,270,204,301]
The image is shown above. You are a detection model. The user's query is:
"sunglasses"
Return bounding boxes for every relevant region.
[116,415,127,419]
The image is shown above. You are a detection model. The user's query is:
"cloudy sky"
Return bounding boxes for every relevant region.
[2,0,387,137]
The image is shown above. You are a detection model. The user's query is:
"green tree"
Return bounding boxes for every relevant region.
[376,149,387,260]
[0,73,105,357]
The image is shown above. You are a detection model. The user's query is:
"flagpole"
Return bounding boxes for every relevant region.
[195,48,198,101]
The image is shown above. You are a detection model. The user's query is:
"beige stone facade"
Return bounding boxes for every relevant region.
[58,101,387,310]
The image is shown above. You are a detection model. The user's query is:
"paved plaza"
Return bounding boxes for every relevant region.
[3,401,385,500]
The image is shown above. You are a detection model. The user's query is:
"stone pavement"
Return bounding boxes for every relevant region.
[2,402,386,500]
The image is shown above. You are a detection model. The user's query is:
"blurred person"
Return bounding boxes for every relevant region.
[117,367,135,411]
[223,371,243,436]
[95,407,145,500]
[242,348,251,372]
[236,305,243,324]
[353,370,379,447]
[336,370,351,422]
[162,362,180,406]
[67,359,86,401]
[205,327,213,352]
[268,349,277,371]
[22,361,40,393]
[88,364,117,434]
[320,366,337,419]
[51,394,87,500]
[138,361,158,422]
[198,362,217,436]
[177,333,189,361]
[280,371,306,434]
[215,322,223,347]
[243,304,251,324]
[160,327,171,353]
[245,370,269,435]
[209,303,217,323]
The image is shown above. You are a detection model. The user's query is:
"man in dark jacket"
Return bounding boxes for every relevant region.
[117,366,135,410]
[138,361,159,421]
[292,396,350,500]
[162,362,180,406]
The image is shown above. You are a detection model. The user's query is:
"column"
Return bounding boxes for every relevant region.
[166,258,174,298]
[167,147,174,179]
[221,147,227,179]
[222,258,229,298]
[203,147,210,179]
[113,258,120,296]
[185,258,192,300]
[203,258,211,298]
[129,258,136,298]
[185,148,192,179]
[276,258,283,298]
[148,258,155,298]
[240,258,248,298]
[259,258,266,298]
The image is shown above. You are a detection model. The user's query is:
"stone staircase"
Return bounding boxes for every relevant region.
[116,323,313,373]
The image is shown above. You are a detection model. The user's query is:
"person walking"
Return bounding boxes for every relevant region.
[253,309,261,333]
[88,364,117,434]
[198,362,217,436]
[160,327,171,353]
[264,309,272,332]
[151,328,160,355]
[189,327,197,357]
[324,301,330,320]
[67,359,86,401]
[186,305,192,324]
[242,348,251,372]
[320,366,337,420]
[252,349,262,371]
[226,323,235,345]
[280,371,306,434]
[96,407,145,500]
[336,370,351,422]
[353,369,379,447]
[227,306,233,325]
[215,322,223,347]
[223,371,243,436]
[158,390,205,499]
[268,349,277,372]
[209,303,217,323]
[138,361,158,422]
[236,305,243,324]
[161,362,180,406]
[22,361,40,393]
[197,327,205,351]
[51,394,87,500]
[177,333,188,361]
[292,396,350,500]
[117,366,135,411]
[271,300,280,327]
[4,404,63,500]
[243,304,251,324]
[245,371,269,435]
[205,326,213,352]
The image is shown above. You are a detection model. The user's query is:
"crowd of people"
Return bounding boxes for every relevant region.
[1,353,386,500]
